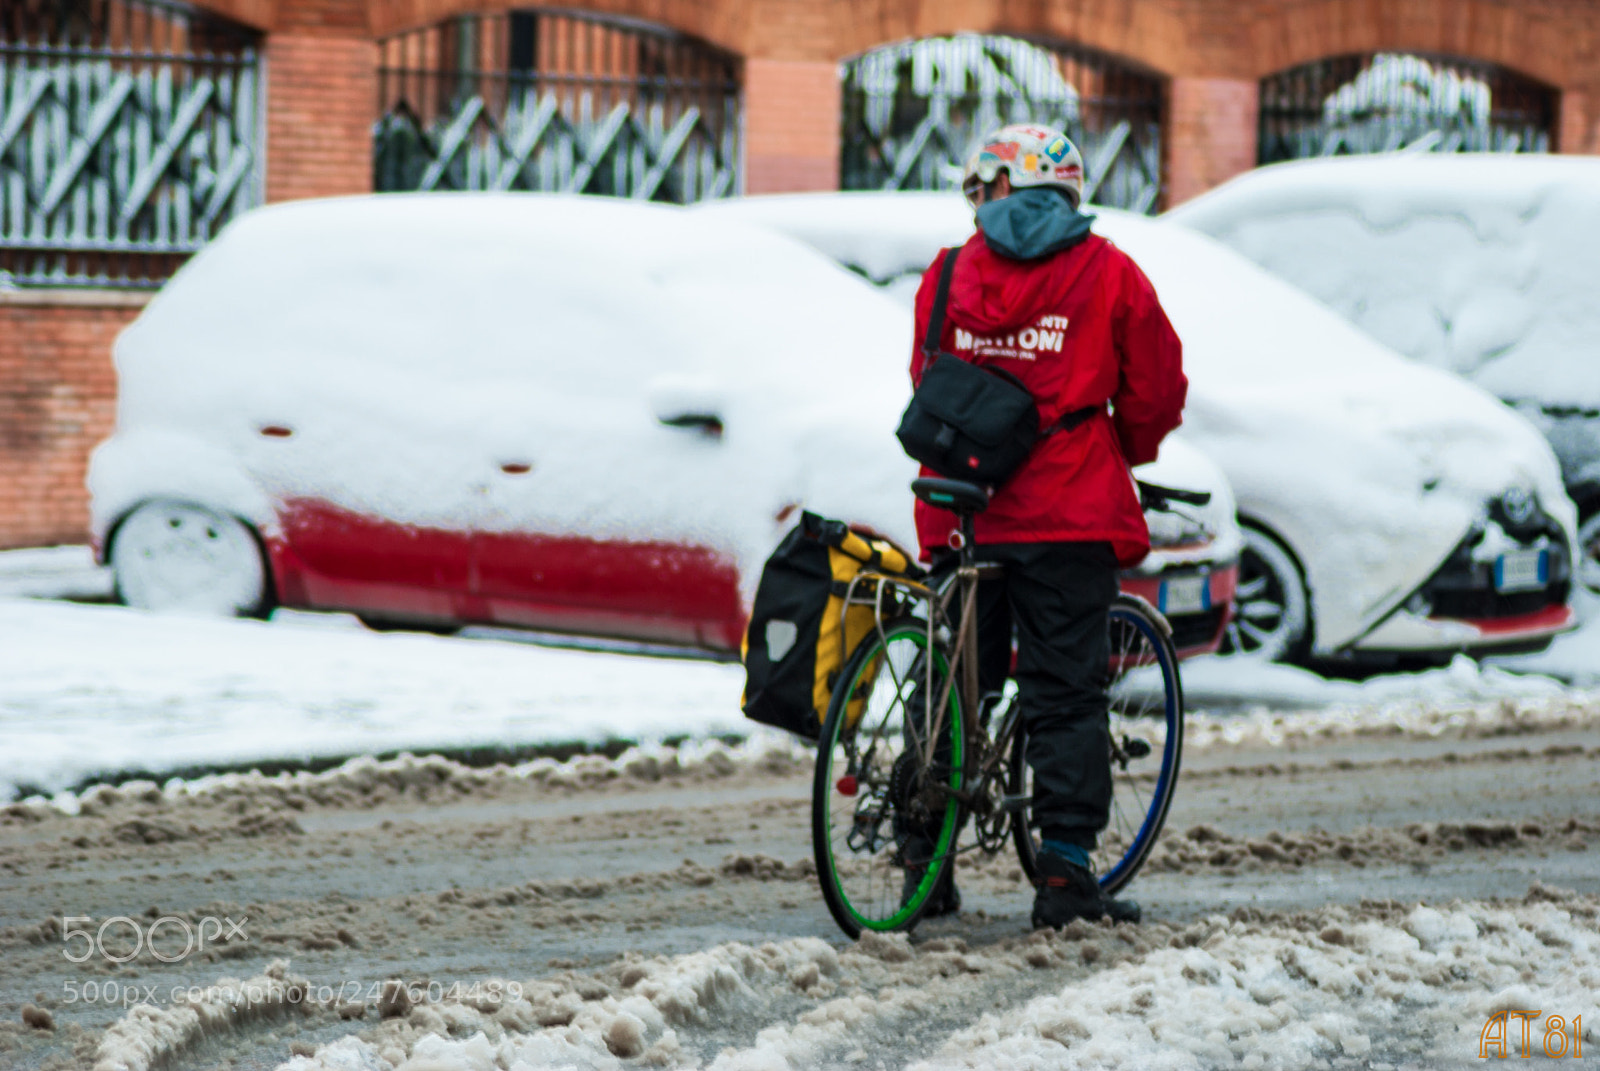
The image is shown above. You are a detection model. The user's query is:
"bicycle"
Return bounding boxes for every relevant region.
[811,476,1198,937]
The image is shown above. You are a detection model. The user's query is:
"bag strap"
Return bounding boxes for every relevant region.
[921,239,1104,438]
[1043,404,1101,436]
[921,246,960,358]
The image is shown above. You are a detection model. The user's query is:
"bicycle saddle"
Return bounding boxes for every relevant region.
[912,477,990,514]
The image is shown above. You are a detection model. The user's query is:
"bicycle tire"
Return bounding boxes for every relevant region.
[1011,594,1184,895]
[812,616,965,938]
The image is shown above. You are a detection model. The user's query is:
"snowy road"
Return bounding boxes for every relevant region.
[2,708,1598,1070]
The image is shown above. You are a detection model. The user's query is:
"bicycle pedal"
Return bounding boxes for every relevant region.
[998,794,1030,815]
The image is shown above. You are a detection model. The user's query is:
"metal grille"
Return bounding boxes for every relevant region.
[841,35,1165,214]
[375,10,741,202]
[0,0,261,289]
[1260,53,1555,163]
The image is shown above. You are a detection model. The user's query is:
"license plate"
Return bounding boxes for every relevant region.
[1494,549,1548,593]
[1159,574,1210,615]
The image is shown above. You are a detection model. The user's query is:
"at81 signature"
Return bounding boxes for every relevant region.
[1481,1011,1584,1059]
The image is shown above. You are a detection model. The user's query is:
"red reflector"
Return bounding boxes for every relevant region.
[836,775,858,797]
[967,456,979,468]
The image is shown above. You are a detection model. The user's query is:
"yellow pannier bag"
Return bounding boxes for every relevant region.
[741,512,921,740]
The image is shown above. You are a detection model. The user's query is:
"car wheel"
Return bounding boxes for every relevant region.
[1221,525,1311,662]
[111,501,270,617]
[1578,510,1600,595]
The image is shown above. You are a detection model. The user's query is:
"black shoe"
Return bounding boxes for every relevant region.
[901,840,961,919]
[1031,852,1140,929]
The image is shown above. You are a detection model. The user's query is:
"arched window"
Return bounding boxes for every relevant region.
[1259,53,1556,162]
[0,0,262,288]
[841,35,1165,213]
[375,10,741,203]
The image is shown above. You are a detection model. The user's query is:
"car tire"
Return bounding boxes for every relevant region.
[110,501,271,617]
[1578,509,1600,595]
[1221,525,1312,662]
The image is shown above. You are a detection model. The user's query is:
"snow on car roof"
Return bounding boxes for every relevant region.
[127,192,910,392]
[695,190,976,284]
[99,194,925,575]
[1166,153,1600,410]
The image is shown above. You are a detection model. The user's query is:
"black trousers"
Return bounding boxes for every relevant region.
[955,541,1118,850]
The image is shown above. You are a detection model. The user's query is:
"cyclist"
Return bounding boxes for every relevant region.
[905,124,1186,928]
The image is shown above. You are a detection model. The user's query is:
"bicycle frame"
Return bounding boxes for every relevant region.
[835,518,1018,835]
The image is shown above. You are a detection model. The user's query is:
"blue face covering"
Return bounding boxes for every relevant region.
[975,186,1095,261]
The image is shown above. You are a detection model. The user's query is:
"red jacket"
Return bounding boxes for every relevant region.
[911,231,1186,567]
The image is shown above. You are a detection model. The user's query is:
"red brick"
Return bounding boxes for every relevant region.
[1165,77,1259,208]
[0,300,139,549]
[745,58,841,193]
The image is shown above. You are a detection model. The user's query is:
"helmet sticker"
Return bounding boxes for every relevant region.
[971,153,1005,183]
[1044,136,1070,162]
[1022,153,1038,173]
[986,141,1019,161]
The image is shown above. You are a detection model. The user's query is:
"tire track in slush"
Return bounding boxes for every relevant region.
[2,723,1597,1070]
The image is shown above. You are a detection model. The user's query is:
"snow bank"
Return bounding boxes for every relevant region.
[1183,681,1600,751]
[916,895,1600,1069]
[96,960,313,1071]
[0,544,114,600]
[697,191,1573,653]
[274,938,847,1071]
[258,892,1599,1070]
[1178,650,1575,712]
[6,593,1594,802]
[0,596,748,800]
[1167,154,1600,412]
[9,734,809,819]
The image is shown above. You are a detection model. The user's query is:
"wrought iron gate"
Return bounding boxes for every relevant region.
[375,10,740,202]
[1259,53,1555,163]
[0,0,261,288]
[841,35,1165,213]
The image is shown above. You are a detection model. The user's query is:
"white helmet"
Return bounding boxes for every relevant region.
[962,124,1085,209]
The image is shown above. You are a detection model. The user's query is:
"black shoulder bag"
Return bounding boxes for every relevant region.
[895,247,1099,486]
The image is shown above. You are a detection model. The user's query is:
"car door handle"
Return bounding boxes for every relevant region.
[658,413,723,438]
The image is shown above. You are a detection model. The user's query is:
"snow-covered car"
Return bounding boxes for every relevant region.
[87,193,1235,658]
[1166,154,1600,593]
[697,192,1579,664]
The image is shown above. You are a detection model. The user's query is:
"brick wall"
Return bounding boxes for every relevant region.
[1165,77,1260,208]
[266,34,378,202]
[0,297,143,550]
[1560,90,1597,155]
[744,59,841,193]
